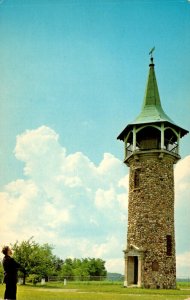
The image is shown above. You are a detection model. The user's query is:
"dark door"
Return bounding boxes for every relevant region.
[134,256,138,284]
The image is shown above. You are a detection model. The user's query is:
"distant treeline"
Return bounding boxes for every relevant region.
[0,238,107,284]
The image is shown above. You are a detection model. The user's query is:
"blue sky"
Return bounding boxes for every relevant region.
[0,0,190,276]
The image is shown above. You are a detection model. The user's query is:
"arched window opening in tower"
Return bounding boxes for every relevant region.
[164,128,178,154]
[166,235,172,256]
[134,169,140,188]
[136,126,160,151]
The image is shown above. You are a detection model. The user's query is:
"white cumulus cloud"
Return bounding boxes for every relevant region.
[177,251,190,277]
[0,126,128,273]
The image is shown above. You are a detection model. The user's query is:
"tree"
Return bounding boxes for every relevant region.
[59,258,74,279]
[11,238,107,283]
[12,238,57,284]
[59,257,107,281]
[51,256,64,274]
[72,258,89,281]
[86,258,107,280]
[12,237,35,284]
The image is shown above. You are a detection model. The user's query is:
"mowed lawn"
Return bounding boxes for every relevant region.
[0,282,190,300]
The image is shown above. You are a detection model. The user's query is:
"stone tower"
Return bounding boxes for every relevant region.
[117,54,188,289]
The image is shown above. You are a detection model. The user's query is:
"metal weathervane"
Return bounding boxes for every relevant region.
[149,47,155,58]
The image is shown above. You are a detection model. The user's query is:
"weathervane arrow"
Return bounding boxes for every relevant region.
[149,46,155,57]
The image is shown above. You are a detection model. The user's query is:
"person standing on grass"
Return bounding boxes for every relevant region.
[2,246,22,300]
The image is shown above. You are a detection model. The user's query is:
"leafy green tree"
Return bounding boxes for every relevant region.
[86,258,107,280]
[28,243,55,279]
[59,258,74,279]
[59,257,107,281]
[12,238,58,284]
[72,259,89,281]
[11,238,107,283]
[11,237,35,284]
[51,257,64,274]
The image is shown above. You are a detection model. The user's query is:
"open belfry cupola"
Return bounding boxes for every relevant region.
[117,52,188,164]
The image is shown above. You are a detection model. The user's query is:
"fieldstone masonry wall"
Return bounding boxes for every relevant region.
[125,152,176,289]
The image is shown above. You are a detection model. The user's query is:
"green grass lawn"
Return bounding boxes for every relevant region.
[0,282,190,300]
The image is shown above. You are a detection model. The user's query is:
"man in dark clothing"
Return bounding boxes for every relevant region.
[2,246,21,300]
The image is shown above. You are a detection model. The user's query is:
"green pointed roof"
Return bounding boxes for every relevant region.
[117,56,189,141]
[132,57,175,125]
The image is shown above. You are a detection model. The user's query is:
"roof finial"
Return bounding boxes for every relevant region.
[149,46,155,65]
